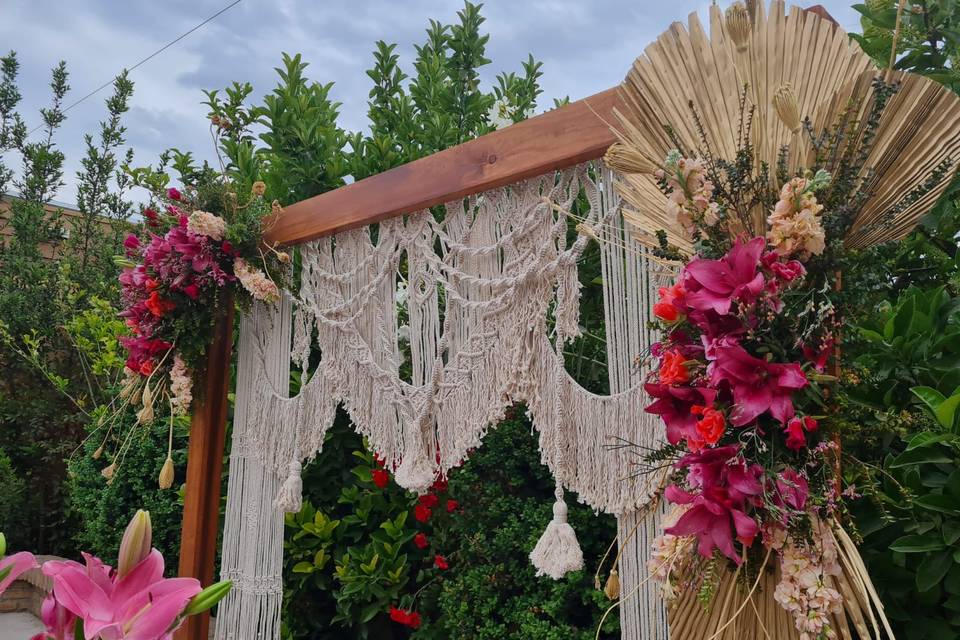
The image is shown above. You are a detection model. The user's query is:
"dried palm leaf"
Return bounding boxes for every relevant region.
[610,0,960,254]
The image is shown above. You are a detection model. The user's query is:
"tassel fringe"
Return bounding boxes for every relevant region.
[530,487,584,579]
[274,458,303,513]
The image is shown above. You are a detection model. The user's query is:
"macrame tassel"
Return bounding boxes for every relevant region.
[604,569,620,600]
[394,454,435,494]
[274,458,303,513]
[530,485,584,579]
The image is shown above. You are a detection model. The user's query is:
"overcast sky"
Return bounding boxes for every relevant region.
[1,0,862,207]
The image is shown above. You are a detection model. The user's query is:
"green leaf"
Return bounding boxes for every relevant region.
[915,494,960,515]
[917,550,953,592]
[936,393,960,430]
[944,521,960,545]
[360,602,382,623]
[292,561,315,574]
[912,386,946,412]
[890,534,946,553]
[891,446,953,468]
[906,431,956,450]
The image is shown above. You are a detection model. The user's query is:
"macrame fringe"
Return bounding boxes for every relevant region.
[393,454,435,494]
[530,485,584,580]
[273,458,303,513]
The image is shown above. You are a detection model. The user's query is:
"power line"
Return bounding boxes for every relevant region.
[26,0,242,138]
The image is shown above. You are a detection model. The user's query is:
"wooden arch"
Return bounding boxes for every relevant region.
[175,6,836,639]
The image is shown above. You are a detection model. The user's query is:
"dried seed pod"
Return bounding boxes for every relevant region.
[725,2,752,52]
[158,456,175,490]
[604,569,621,600]
[773,83,802,133]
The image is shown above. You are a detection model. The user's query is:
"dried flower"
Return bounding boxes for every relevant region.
[234,258,281,302]
[725,2,752,52]
[773,84,802,133]
[252,181,267,197]
[767,175,829,260]
[101,463,116,482]
[604,142,657,175]
[158,456,175,490]
[169,355,193,416]
[187,211,227,241]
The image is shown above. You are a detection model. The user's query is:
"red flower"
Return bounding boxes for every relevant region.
[371,468,390,489]
[139,360,154,376]
[372,453,385,468]
[414,533,428,549]
[418,494,439,508]
[183,283,200,300]
[433,555,449,570]
[167,187,182,201]
[784,416,817,451]
[658,349,690,385]
[446,499,459,513]
[145,291,175,317]
[414,505,432,523]
[389,606,421,629]
[653,283,685,322]
[431,477,448,492]
[695,407,726,447]
[221,240,236,255]
[143,208,158,221]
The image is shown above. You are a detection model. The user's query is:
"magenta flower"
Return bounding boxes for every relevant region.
[682,237,766,315]
[43,550,201,640]
[38,593,76,640]
[776,468,809,511]
[645,384,716,445]
[665,446,762,562]
[708,344,807,425]
[0,551,38,596]
[166,187,182,201]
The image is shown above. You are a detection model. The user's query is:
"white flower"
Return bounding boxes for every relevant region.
[397,324,410,342]
[169,355,193,416]
[234,258,280,302]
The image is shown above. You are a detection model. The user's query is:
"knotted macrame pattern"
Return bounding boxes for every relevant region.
[214,163,675,640]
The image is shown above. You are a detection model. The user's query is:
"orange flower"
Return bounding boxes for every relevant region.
[658,350,690,385]
[695,408,726,447]
[145,291,175,317]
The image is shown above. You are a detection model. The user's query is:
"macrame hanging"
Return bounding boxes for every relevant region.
[215,163,674,640]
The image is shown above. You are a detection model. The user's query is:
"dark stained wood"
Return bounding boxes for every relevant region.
[263,88,622,246]
[175,294,235,640]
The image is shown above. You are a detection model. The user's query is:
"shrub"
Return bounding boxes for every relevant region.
[0,448,25,536]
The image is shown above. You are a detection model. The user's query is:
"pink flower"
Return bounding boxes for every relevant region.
[769,259,805,283]
[683,237,766,315]
[39,594,76,640]
[645,384,717,446]
[43,550,201,639]
[0,551,39,597]
[182,283,200,300]
[784,416,818,451]
[776,468,809,511]
[709,344,808,425]
[665,446,762,562]
[167,188,182,201]
[123,234,140,253]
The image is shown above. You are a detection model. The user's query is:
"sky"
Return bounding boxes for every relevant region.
[0,0,862,208]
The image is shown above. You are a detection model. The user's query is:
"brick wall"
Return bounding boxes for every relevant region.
[0,555,58,618]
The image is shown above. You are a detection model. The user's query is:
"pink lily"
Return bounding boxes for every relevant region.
[708,344,807,425]
[683,237,766,315]
[43,550,201,639]
[0,550,39,596]
[39,594,76,640]
[645,384,717,445]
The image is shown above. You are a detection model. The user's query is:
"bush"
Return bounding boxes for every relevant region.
[0,448,25,535]
[66,412,189,564]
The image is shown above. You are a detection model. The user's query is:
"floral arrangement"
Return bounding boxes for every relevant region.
[0,510,230,640]
[107,174,287,486]
[618,82,915,638]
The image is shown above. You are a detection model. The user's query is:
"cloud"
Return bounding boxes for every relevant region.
[1,0,862,207]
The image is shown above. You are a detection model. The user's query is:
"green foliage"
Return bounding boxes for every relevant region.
[415,412,617,640]
[0,448,25,535]
[845,282,960,637]
[66,412,189,564]
[852,0,960,89]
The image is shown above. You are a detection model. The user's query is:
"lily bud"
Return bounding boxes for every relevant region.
[603,143,657,175]
[117,510,152,579]
[0,532,6,557]
[184,580,233,616]
[773,84,802,134]
[158,456,175,490]
[725,2,752,52]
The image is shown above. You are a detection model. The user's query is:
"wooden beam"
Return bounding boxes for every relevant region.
[175,295,235,640]
[263,87,622,246]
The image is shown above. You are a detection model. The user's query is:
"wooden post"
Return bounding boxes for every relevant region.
[175,294,235,640]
